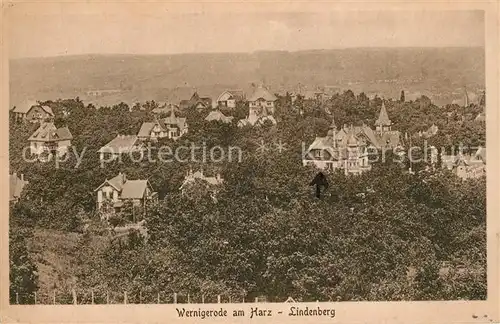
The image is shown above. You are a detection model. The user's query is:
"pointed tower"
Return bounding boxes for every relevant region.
[375,101,392,132]
[327,116,337,147]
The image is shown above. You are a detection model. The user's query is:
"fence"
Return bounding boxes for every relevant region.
[11,289,270,305]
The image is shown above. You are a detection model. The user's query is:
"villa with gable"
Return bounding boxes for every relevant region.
[238,85,278,127]
[302,102,402,175]
[441,147,486,180]
[215,90,246,109]
[247,85,277,114]
[179,92,212,111]
[94,172,158,216]
[138,107,188,142]
[28,122,73,159]
[11,100,55,123]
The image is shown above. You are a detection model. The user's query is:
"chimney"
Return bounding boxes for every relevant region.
[20,174,24,181]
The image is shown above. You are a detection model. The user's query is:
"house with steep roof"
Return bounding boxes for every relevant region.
[163,109,188,140]
[10,100,55,123]
[302,102,402,175]
[205,110,234,123]
[94,172,158,217]
[10,173,28,203]
[28,123,73,159]
[137,120,168,142]
[215,90,246,109]
[139,105,188,141]
[441,146,486,180]
[238,86,278,127]
[247,85,278,114]
[98,135,143,161]
[179,92,212,111]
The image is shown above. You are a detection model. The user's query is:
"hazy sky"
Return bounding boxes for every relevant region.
[8,6,484,58]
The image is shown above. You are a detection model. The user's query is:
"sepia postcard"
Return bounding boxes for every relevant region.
[1,1,499,323]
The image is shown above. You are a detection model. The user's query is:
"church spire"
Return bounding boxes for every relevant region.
[327,115,337,145]
[375,101,392,132]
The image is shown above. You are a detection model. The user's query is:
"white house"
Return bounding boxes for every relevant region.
[215,90,246,109]
[28,123,73,159]
[247,85,277,115]
[94,172,158,216]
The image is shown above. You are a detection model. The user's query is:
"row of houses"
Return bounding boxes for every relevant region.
[10,168,223,220]
[11,87,486,223]
[301,102,487,178]
[93,168,224,217]
[303,102,402,175]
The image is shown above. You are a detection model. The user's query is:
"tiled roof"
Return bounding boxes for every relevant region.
[305,137,349,161]
[205,110,233,123]
[28,123,73,142]
[98,135,138,153]
[94,172,127,192]
[121,180,149,199]
[108,173,127,191]
[40,105,54,116]
[137,122,156,138]
[248,86,277,102]
[179,92,212,109]
[375,102,391,126]
[56,126,73,140]
[217,90,246,102]
[11,100,38,114]
[308,136,335,151]
[164,111,187,130]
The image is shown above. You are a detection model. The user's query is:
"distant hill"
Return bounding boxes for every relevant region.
[9,47,485,108]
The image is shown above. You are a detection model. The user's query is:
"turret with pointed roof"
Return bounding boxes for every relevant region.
[327,116,337,136]
[375,101,392,132]
[326,116,337,146]
[346,125,358,147]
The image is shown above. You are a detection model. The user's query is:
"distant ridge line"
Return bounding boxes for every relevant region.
[10,46,485,61]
